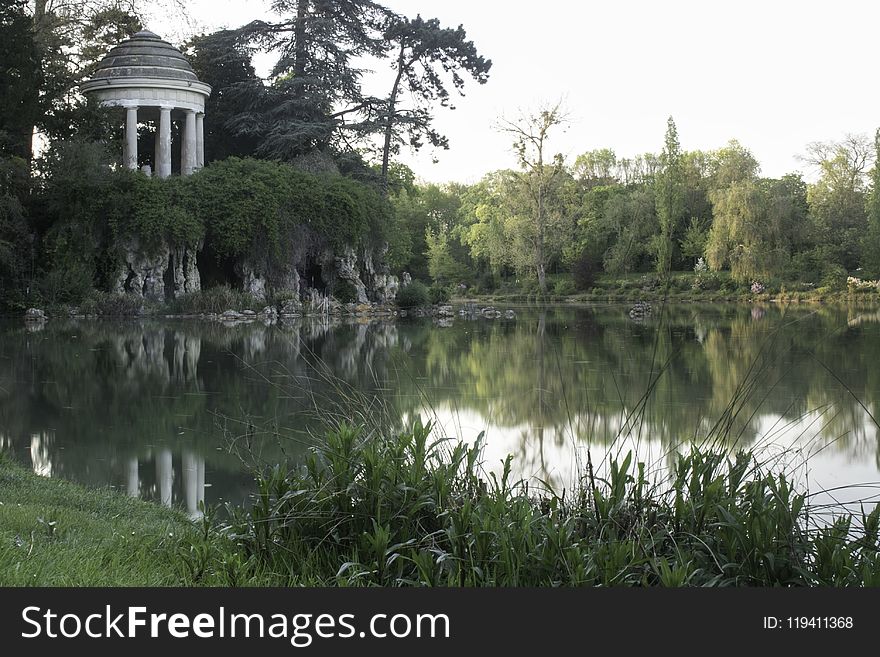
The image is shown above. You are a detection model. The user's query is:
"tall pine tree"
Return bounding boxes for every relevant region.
[654,116,684,278]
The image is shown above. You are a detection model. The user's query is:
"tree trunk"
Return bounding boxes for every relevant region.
[293,0,308,99]
[380,42,407,194]
[536,258,546,295]
[536,174,547,295]
[21,0,51,168]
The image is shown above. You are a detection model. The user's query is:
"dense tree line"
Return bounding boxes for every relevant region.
[390,114,880,296]
[3,0,880,308]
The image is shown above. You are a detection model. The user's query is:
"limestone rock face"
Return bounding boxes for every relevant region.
[171,242,202,296]
[277,267,301,298]
[237,261,267,302]
[108,236,399,307]
[335,246,369,304]
[361,245,399,303]
[114,238,201,301]
[114,239,169,301]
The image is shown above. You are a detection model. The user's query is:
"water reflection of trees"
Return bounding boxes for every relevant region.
[408,305,880,480]
[1,304,879,502]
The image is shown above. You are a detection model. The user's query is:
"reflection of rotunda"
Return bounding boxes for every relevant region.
[81,30,211,177]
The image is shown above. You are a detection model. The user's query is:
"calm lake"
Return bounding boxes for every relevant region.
[2,303,879,518]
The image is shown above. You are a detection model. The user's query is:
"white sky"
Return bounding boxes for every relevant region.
[148,0,880,184]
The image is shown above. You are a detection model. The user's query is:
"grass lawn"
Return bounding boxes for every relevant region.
[0,455,199,586]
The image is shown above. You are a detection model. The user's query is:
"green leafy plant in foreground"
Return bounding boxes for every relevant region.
[220,420,880,586]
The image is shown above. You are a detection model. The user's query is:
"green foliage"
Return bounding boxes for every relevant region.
[0,153,33,308]
[552,278,576,296]
[230,0,389,160]
[379,15,491,184]
[194,158,389,264]
[820,264,848,291]
[654,117,685,277]
[599,186,656,274]
[680,217,709,264]
[33,153,392,305]
[863,130,880,276]
[30,1,143,148]
[77,291,145,316]
[804,135,871,271]
[396,280,430,308]
[571,250,598,290]
[110,171,203,252]
[166,285,263,314]
[185,30,263,162]
[388,182,462,276]
[496,103,573,293]
[691,271,722,291]
[0,1,41,162]
[426,223,471,286]
[227,424,880,586]
[429,284,450,304]
[573,148,619,187]
[332,279,359,304]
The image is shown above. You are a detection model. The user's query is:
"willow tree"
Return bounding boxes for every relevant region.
[706,180,769,282]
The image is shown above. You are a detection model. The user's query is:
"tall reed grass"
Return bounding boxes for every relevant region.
[211,419,880,586]
[201,301,880,586]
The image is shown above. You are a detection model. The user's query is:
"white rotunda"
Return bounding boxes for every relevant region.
[81,30,211,177]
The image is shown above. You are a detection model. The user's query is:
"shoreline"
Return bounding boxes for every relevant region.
[7,289,880,323]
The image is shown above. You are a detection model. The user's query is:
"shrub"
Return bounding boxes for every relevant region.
[332,280,359,304]
[692,272,721,291]
[639,273,661,291]
[671,275,691,292]
[395,281,430,308]
[267,289,298,307]
[846,276,880,293]
[721,277,739,293]
[571,250,598,291]
[475,272,497,293]
[84,291,145,316]
[38,263,94,306]
[429,284,450,304]
[820,264,847,291]
[167,285,259,314]
[553,278,577,296]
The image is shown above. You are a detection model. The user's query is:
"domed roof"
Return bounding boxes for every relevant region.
[90,30,200,83]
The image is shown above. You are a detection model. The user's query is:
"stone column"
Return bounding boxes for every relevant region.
[156,106,172,178]
[181,109,197,175]
[182,450,200,518]
[124,106,138,170]
[127,456,139,497]
[156,448,173,507]
[196,112,205,169]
